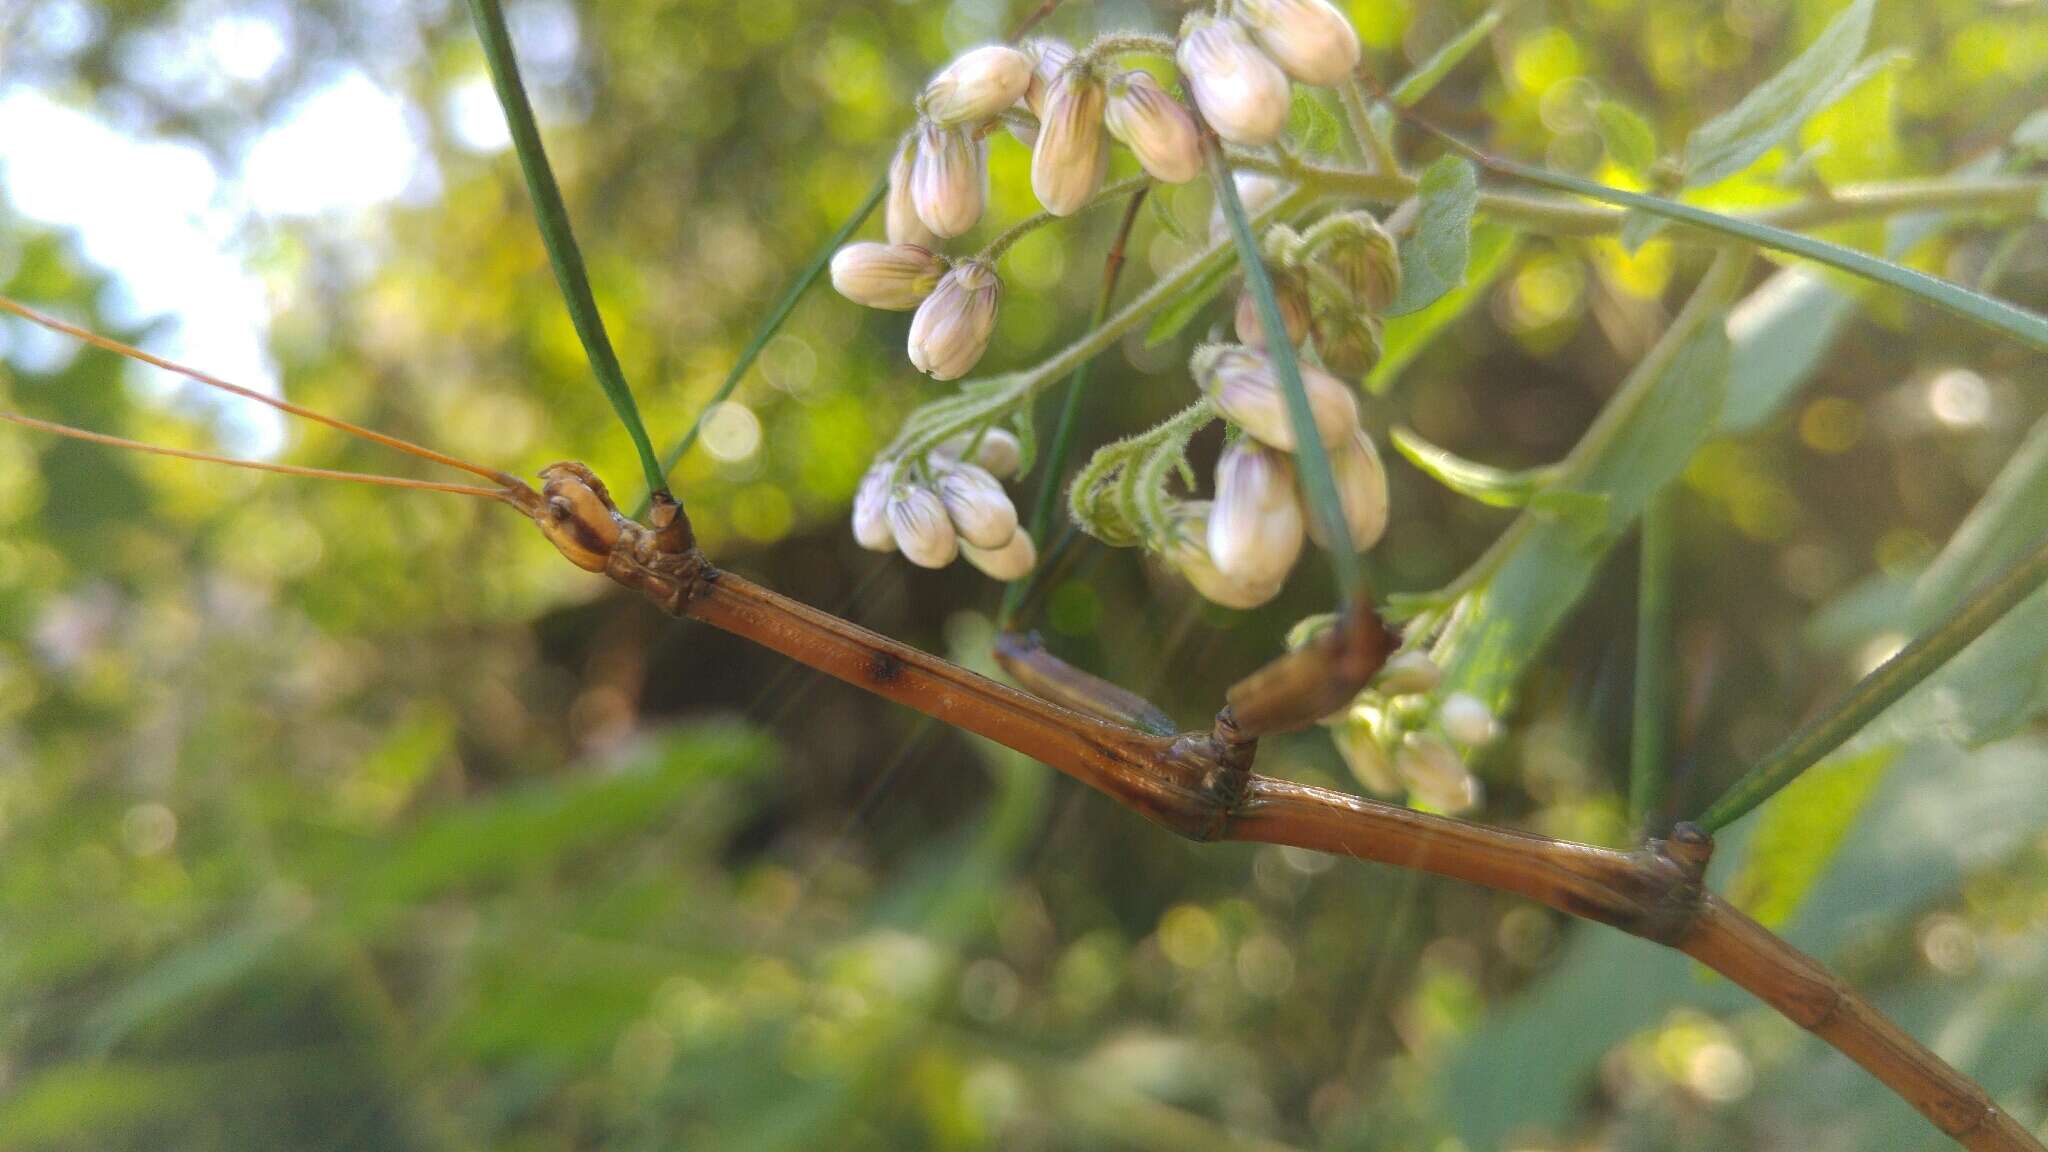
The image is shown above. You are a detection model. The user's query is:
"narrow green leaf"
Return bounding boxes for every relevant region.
[1594,100,1658,178]
[1148,188,1190,243]
[465,0,667,495]
[1389,425,1558,508]
[1724,744,1897,928]
[1680,0,1874,187]
[1389,3,1507,108]
[1366,221,1518,393]
[1629,486,1675,833]
[1387,156,1478,317]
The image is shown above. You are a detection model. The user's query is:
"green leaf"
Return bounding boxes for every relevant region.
[1437,310,1731,709]
[1618,208,1664,253]
[1148,187,1190,243]
[1387,156,1478,317]
[1593,100,1658,178]
[1143,258,1235,348]
[1389,426,1561,508]
[1724,743,1897,928]
[1286,87,1343,155]
[1679,0,1875,187]
[1389,3,1507,108]
[1366,221,1518,393]
[2014,107,2048,159]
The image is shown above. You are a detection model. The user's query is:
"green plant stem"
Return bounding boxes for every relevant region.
[1699,535,2048,833]
[977,175,1152,262]
[1340,78,1399,176]
[464,0,667,496]
[1082,32,1177,63]
[1388,1,1509,108]
[1630,485,1674,835]
[1205,140,1364,608]
[652,174,887,497]
[1000,186,1150,628]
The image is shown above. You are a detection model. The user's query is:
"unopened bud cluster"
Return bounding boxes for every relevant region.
[853,430,1036,581]
[1177,0,1361,146]
[1323,650,1499,815]
[1225,208,1404,381]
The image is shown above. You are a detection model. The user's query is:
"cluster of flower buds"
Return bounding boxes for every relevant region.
[1176,0,1361,146]
[1324,651,1498,814]
[852,430,1036,580]
[1159,344,1389,608]
[1223,211,1403,382]
[831,246,1003,382]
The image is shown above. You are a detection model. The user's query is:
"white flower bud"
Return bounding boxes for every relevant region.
[922,45,1034,127]
[1397,734,1482,814]
[1210,173,1292,242]
[907,259,1001,380]
[934,427,1023,478]
[887,484,958,569]
[1309,306,1383,379]
[829,242,945,311]
[1332,717,1400,794]
[1439,691,1500,747]
[1022,39,1077,119]
[1233,272,1311,348]
[962,527,1037,581]
[1176,13,1291,147]
[1193,344,1359,452]
[1208,437,1304,587]
[1305,426,1389,551]
[934,461,1018,550]
[1165,503,1284,609]
[1375,650,1441,695]
[911,121,988,239]
[886,140,941,248]
[1312,211,1401,314]
[1104,71,1202,184]
[852,463,897,552]
[1237,0,1361,87]
[1031,69,1109,217]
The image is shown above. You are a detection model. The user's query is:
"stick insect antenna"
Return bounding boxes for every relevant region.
[0,295,523,490]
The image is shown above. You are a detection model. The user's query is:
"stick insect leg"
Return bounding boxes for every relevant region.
[1217,608,1400,743]
[993,631,1180,737]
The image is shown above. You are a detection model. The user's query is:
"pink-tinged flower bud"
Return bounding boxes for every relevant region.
[1104,71,1202,184]
[922,45,1034,127]
[887,484,958,569]
[935,427,1023,478]
[886,140,941,248]
[852,463,897,552]
[1237,0,1361,87]
[1375,650,1441,695]
[1311,211,1401,313]
[1164,503,1284,609]
[1332,716,1400,794]
[1309,307,1383,379]
[1022,39,1077,119]
[829,242,945,311]
[1208,437,1305,586]
[911,121,988,239]
[1397,734,1482,813]
[1209,173,1293,242]
[1177,13,1291,146]
[1193,344,1359,452]
[1031,69,1108,217]
[934,460,1018,549]
[1439,691,1499,747]
[1305,426,1389,551]
[907,259,1000,380]
[1233,271,1311,348]
[962,527,1037,580]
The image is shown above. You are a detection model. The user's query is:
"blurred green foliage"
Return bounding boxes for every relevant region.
[1,0,2045,1149]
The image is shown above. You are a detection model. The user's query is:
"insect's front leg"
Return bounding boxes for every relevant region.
[1217,608,1398,744]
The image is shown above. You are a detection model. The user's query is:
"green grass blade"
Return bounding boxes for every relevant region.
[1206,145,1364,608]
[465,0,667,494]
[1629,485,1674,834]
[1483,156,2048,350]
[651,171,889,498]
[1698,536,2048,832]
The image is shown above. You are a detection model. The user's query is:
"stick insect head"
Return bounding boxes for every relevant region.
[530,462,627,572]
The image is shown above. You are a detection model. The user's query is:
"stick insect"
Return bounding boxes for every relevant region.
[2,293,2039,1152]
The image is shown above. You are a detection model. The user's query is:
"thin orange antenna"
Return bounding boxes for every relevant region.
[0,295,518,486]
[0,410,516,502]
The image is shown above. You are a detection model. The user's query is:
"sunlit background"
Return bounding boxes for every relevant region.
[1,0,2045,1148]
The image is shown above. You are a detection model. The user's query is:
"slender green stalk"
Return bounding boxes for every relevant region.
[1389,2,1509,108]
[1629,485,1675,834]
[977,175,1151,262]
[464,0,667,495]
[648,173,887,503]
[1376,117,2048,349]
[1205,141,1363,608]
[1699,536,2048,832]
[1340,79,1399,177]
[1000,187,1150,628]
